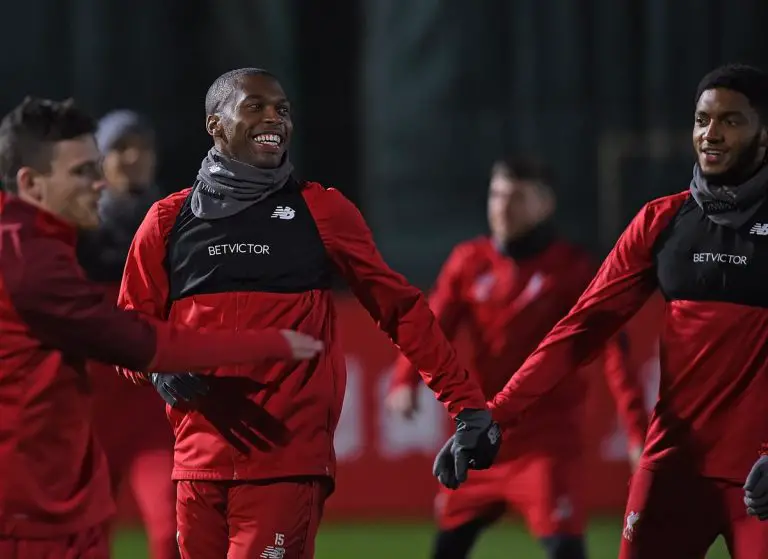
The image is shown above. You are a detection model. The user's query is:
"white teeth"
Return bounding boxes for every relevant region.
[253,133,281,145]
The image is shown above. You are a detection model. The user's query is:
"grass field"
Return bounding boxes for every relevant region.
[113,517,731,558]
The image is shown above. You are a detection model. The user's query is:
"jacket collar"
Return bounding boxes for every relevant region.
[0,192,78,247]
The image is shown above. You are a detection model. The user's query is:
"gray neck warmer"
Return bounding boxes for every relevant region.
[689,162,768,228]
[190,148,293,220]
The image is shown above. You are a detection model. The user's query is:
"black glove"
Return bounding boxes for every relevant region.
[744,455,768,520]
[433,409,502,489]
[433,435,459,489]
[150,373,209,409]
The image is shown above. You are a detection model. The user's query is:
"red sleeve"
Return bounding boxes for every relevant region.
[5,235,157,370]
[489,196,680,426]
[390,244,469,390]
[115,201,172,383]
[602,332,648,448]
[118,203,170,320]
[2,230,295,376]
[309,187,487,417]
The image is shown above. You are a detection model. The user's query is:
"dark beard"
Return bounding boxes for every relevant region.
[703,132,764,186]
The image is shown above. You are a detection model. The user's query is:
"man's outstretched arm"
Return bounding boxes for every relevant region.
[489,197,677,425]
[311,187,498,485]
[4,235,319,374]
[313,187,487,417]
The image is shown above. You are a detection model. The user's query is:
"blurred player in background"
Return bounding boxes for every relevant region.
[0,97,322,559]
[117,68,499,559]
[78,110,178,559]
[434,64,768,558]
[388,156,648,559]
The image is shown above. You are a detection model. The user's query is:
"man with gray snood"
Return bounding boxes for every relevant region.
[441,64,768,559]
[116,68,500,559]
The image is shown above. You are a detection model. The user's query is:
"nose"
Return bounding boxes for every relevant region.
[702,121,723,143]
[92,179,108,192]
[262,105,282,124]
[123,146,141,165]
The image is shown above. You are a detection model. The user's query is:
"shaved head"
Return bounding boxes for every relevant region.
[205,68,275,115]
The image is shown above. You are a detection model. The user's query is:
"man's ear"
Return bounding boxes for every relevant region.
[761,126,768,148]
[206,115,222,139]
[15,167,44,202]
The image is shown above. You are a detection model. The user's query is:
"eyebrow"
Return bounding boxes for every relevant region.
[696,109,745,118]
[68,158,102,172]
[241,94,289,104]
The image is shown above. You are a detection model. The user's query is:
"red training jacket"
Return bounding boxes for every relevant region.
[0,194,303,537]
[491,191,768,481]
[116,181,487,483]
[391,235,648,458]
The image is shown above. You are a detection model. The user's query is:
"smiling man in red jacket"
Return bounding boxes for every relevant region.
[388,157,647,559]
[435,64,768,559]
[116,67,499,559]
[0,97,323,559]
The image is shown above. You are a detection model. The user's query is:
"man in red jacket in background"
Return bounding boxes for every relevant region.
[117,67,500,559]
[78,110,178,559]
[0,96,323,558]
[388,157,647,559]
[435,64,768,558]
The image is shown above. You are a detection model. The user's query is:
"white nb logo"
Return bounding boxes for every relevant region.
[623,510,640,542]
[260,533,286,558]
[750,223,768,235]
[271,206,295,220]
[260,547,285,559]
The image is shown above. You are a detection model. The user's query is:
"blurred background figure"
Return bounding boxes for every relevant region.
[77,110,178,559]
[78,110,160,280]
[387,157,647,559]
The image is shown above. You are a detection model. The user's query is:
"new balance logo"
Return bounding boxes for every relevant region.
[271,206,295,220]
[750,223,768,236]
[623,511,640,542]
[260,547,285,559]
[260,533,286,558]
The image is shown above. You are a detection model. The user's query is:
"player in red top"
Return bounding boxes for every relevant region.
[435,64,768,558]
[388,157,647,559]
[117,68,499,559]
[0,97,323,559]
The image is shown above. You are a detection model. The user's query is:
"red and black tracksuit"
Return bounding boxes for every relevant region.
[491,192,768,558]
[0,193,300,557]
[117,179,487,559]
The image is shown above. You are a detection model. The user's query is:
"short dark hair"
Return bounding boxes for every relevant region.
[205,68,275,115]
[493,155,554,186]
[0,97,96,193]
[695,64,768,123]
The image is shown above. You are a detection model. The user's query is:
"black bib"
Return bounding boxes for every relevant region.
[655,197,768,308]
[166,180,334,301]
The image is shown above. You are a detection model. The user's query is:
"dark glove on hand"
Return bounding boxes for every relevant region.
[433,409,502,489]
[150,373,209,409]
[744,455,768,520]
[433,435,459,489]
